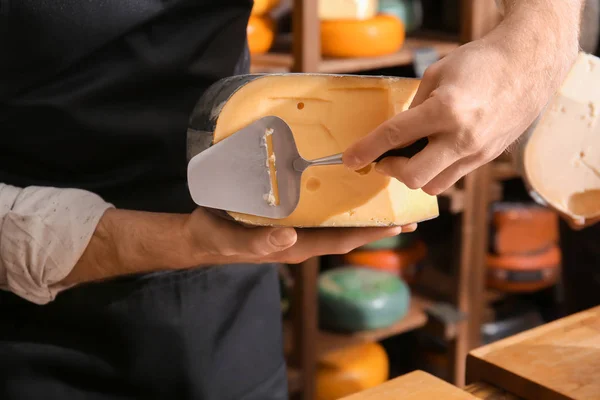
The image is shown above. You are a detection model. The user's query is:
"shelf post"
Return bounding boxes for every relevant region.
[289,257,319,400]
[292,0,320,72]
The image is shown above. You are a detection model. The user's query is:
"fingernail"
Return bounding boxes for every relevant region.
[269,228,297,248]
[344,155,361,169]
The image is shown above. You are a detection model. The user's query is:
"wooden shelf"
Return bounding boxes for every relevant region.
[492,160,520,181]
[251,37,461,74]
[284,294,431,359]
[287,367,302,394]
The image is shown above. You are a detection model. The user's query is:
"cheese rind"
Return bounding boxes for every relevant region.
[188,73,439,228]
[522,52,600,226]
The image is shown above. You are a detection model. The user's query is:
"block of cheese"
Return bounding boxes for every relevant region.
[247,16,275,55]
[519,52,600,227]
[319,0,379,21]
[251,0,279,16]
[316,342,389,400]
[321,15,405,58]
[188,74,439,227]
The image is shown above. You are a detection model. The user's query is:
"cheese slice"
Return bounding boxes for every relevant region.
[522,52,600,227]
[190,74,439,228]
[319,0,379,21]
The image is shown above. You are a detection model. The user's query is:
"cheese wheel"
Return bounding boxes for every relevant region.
[491,203,558,255]
[316,342,389,400]
[319,0,379,21]
[486,245,561,293]
[251,0,279,16]
[247,16,275,55]
[321,15,405,58]
[187,74,439,227]
[342,240,427,284]
[517,52,600,228]
[318,267,411,332]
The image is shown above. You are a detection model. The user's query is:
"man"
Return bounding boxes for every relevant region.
[0,0,584,399]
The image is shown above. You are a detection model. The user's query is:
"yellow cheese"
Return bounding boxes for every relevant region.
[321,15,405,58]
[211,74,439,227]
[522,52,600,227]
[319,0,379,20]
[316,342,389,400]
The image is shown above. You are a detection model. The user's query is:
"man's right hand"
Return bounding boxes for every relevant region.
[186,208,415,265]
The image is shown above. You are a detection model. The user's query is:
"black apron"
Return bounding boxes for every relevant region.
[0,1,287,399]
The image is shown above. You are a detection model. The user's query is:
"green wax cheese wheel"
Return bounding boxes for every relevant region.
[318,267,411,332]
[359,233,415,251]
[378,0,423,33]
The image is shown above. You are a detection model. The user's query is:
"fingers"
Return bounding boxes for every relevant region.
[420,147,496,195]
[409,65,439,108]
[273,225,406,264]
[342,99,441,170]
[374,137,461,190]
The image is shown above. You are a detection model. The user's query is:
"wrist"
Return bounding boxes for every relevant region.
[102,209,202,273]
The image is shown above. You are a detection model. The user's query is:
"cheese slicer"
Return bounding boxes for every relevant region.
[187,116,427,219]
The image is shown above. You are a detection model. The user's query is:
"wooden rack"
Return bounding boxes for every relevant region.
[249,2,508,399]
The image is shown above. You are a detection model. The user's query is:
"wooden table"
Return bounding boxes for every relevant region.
[466,305,600,400]
[338,370,480,400]
[340,306,600,400]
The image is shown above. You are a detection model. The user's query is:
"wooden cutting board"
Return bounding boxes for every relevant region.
[467,305,600,400]
[340,370,478,399]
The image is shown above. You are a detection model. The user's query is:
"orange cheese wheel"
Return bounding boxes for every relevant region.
[491,204,559,255]
[321,15,405,58]
[342,240,427,284]
[486,245,561,293]
[247,16,275,55]
[316,342,389,400]
[251,0,279,16]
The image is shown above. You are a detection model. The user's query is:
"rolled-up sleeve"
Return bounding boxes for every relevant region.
[0,184,114,305]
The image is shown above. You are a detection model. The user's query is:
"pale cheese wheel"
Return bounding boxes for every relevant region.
[319,0,379,20]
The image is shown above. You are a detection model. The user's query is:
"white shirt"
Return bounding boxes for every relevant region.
[0,184,113,304]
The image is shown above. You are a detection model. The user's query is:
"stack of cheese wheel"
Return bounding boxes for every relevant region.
[247,0,279,55]
[316,342,389,400]
[320,0,406,58]
[318,267,411,332]
[341,234,426,285]
[486,203,561,292]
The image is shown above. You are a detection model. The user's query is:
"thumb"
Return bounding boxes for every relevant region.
[218,223,298,257]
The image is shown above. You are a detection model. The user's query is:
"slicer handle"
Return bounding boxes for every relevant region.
[293,138,429,172]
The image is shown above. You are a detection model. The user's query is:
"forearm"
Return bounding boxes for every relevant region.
[64,208,201,285]
[494,0,583,61]
[0,184,205,304]
[487,0,584,109]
